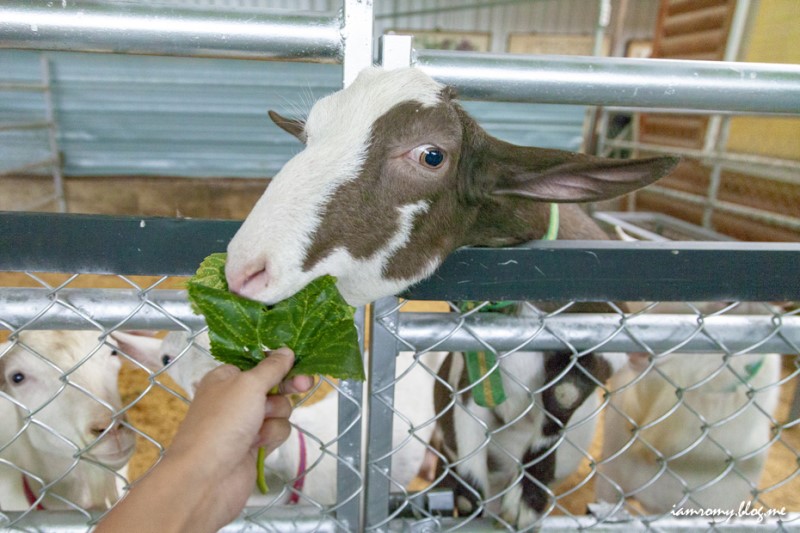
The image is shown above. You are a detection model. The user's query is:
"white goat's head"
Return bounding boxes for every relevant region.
[112,331,219,400]
[0,331,136,470]
[226,67,678,306]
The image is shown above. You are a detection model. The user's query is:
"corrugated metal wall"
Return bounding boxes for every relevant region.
[0,0,659,179]
[1,52,342,178]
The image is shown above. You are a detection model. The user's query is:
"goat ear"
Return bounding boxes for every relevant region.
[493,153,679,203]
[268,110,307,144]
[109,331,163,371]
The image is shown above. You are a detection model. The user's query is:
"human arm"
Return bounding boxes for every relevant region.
[95,348,312,533]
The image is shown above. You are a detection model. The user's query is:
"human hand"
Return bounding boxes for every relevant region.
[96,348,312,533]
[166,347,313,524]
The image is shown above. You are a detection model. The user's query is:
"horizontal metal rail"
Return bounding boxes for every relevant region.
[0,157,59,177]
[0,507,340,532]
[396,312,799,354]
[0,1,342,61]
[415,50,800,115]
[642,185,800,232]
[403,241,800,302]
[1,212,799,302]
[591,212,737,242]
[0,120,51,132]
[604,138,800,176]
[0,288,200,331]
[1,3,799,114]
[0,288,796,354]
[0,82,47,91]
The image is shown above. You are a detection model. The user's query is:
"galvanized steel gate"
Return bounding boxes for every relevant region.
[1,1,800,531]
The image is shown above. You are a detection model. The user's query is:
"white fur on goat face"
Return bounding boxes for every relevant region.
[0,331,135,469]
[226,68,447,306]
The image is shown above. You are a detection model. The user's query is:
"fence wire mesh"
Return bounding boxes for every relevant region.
[0,272,798,531]
[368,298,799,532]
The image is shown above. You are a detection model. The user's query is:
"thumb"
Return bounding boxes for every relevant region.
[247,347,296,394]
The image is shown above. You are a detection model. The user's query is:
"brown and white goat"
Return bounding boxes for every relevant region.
[225,67,677,527]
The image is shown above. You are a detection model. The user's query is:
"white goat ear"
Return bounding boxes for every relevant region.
[109,331,163,371]
[268,110,307,144]
[493,155,679,203]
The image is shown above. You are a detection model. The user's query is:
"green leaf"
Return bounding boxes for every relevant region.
[259,276,363,380]
[186,253,364,380]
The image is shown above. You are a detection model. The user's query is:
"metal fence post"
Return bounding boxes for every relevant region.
[335,2,374,529]
[361,35,415,532]
[365,296,402,531]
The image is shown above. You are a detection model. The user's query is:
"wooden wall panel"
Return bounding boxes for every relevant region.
[640,0,735,150]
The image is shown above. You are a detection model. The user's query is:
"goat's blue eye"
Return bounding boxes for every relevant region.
[408,144,447,170]
[423,149,444,168]
[11,372,25,384]
[162,354,172,366]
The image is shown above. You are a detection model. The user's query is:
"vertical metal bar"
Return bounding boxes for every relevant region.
[40,54,66,213]
[700,0,751,227]
[360,34,413,532]
[379,34,413,70]
[336,2,374,529]
[583,0,611,154]
[336,305,366,531]
[365,297,401,531]
[592,0,611,57]
[703,164,724,229]
[342,0,374,87]
[596,108,609,157]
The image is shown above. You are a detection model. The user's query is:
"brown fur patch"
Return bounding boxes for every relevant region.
[300,88,670,285]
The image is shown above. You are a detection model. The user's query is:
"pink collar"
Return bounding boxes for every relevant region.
[22,475,45,510]
[288,430,307,504]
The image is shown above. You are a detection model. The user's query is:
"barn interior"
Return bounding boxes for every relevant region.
[0,1,798,531]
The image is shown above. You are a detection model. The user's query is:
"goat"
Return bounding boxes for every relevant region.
[0,330,136,511]
[222,67,677,527]
[114,330,445,505]
[596,302,781,514]
[112,331,219,400]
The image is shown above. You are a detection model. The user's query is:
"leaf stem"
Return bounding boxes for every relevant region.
[256,447,268,494]
[256,384,281,494]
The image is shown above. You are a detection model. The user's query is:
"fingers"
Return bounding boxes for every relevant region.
[247,348,296,394]
[263,394,292,418]
[197,363,241,388]
[254,396,293,450]
[279,375,314,395]
[255,418,292,452]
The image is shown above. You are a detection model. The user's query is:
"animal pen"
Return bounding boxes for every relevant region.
[1,0,799,531]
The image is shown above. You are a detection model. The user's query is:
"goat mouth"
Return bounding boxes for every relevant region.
[86,442,136,468]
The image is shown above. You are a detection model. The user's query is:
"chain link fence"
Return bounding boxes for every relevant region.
[1,271,798,530]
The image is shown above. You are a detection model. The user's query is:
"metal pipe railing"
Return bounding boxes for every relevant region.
[2,3,800,115]
[395,312,799,354]
[1,288,797,354]
[0,1,342,61]
[643,185,800,233]
[415,50,800,115]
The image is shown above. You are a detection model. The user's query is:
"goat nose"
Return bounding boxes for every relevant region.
[89,421,111,438]
[89,418,126,438]
[226,259,271,298]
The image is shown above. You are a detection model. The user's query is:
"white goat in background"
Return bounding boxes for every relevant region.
[0,330,136,511]
[220,66,678,527]
[596,302,782,514]
[114,330,445,506]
